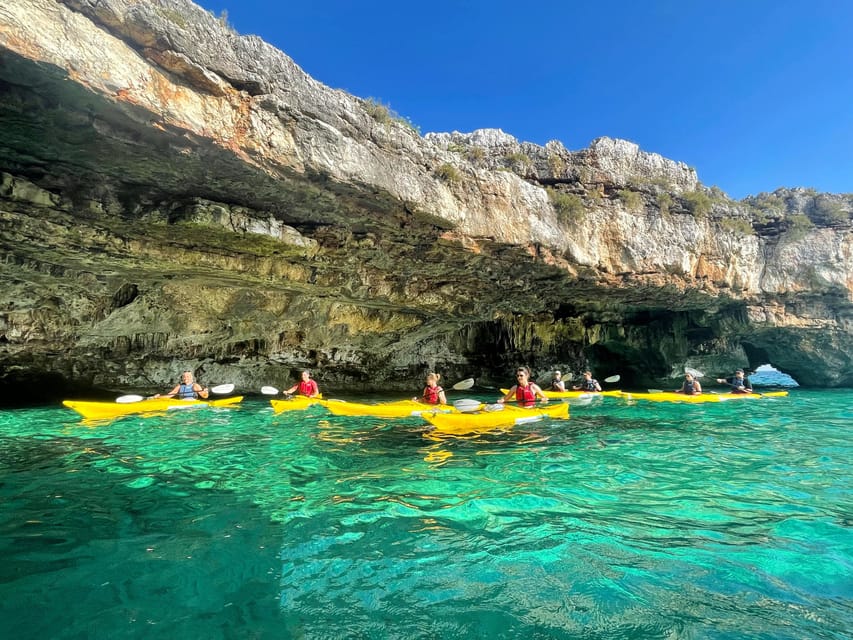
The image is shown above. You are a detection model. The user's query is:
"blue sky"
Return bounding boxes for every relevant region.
[195,0,851,199]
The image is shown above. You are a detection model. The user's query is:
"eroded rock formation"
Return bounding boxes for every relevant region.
[0,0,851,404]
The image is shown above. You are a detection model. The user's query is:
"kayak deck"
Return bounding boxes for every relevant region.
[270,396,324,414]
[63,396,243,420]
[617,391,789,403]
[324,399,458,418]
[423,402,569,433]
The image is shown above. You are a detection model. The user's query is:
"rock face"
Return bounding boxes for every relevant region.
[0,0,851,404]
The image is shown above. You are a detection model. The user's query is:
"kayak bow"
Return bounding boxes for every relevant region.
[422,402,569,433]
[270,395,324,414]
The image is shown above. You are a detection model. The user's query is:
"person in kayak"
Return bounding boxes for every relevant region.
[675,372,702,395]
[716,369,753,394]
[414,372,447,405]
[573,371,602,392]
[498,366,548,407]
[550,371,566,392]
[155,370,209,399]
[285,370,321,397]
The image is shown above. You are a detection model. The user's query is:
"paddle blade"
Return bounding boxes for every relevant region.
[211,384,235,394]
[604,375,620,383]
[116,394,144,404]
[451,378,475,391]
[260,386,279,395]
[483,403,505,412]
[453,398,483,413]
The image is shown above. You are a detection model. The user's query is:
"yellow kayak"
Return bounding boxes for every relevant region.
[422,402,569,433]
[323,399,458,418]
[500,388,622,399]
[269,395,324,414]
[63,396,244,420]
[617,391,789,403]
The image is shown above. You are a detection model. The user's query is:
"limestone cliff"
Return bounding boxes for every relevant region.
[0,0,850,404]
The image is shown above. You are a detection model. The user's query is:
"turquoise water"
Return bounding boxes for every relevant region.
[1,389,851,639]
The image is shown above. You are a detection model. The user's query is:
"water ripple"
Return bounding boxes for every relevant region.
[0,393,851,638]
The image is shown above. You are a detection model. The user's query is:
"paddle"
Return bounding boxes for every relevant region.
[116,383,233,403]
[260,385,299,399]
[452,398,507,413]
[453,398,484,413]
[451,378,475,391]
[116,394,145,403]
[210,384,235,394]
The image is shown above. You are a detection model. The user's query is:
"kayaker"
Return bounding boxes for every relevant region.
[285,370,321,397]
[716,369,753,394]
[155,370,209,399]
[675,372,702,395]
[551,371,566,392]
[414,372,447,405]
[498,366,548,407]
[573,371,602,392]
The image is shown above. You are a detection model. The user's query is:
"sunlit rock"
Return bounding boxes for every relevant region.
[0,0,850,404]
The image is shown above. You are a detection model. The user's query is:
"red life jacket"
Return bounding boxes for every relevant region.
[298,380,318,396]
[515,384,536,407]
[422,385,443,404]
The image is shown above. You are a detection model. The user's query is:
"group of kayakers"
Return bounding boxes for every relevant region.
[675,368,754,395]
[498,368,605,407]
[157,367,756,403]
[155,369,321,400]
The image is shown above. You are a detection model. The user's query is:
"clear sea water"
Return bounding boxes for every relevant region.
[1,383,850,639]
